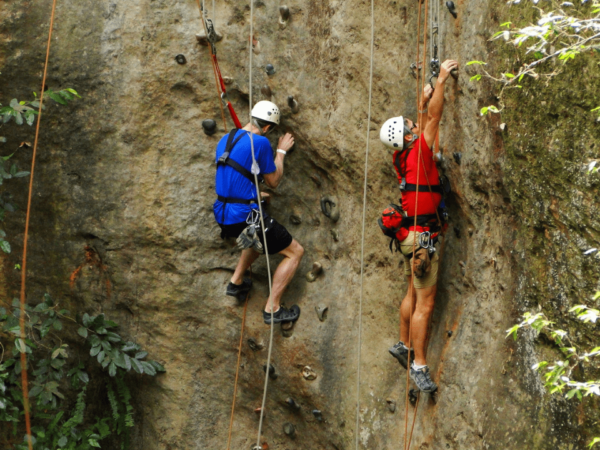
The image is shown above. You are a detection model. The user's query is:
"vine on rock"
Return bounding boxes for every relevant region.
[0,294,165,449]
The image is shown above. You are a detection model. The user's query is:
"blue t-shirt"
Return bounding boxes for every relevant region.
[213,130,276,225]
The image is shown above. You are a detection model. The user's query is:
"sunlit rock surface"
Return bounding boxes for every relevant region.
[1,0,599,448]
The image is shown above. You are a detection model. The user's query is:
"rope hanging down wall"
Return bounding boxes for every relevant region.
[353,0,375,448]
[246,2,277,449]
[18,0,60,449]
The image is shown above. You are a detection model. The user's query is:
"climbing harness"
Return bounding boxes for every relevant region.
[354,0,375,449]
[216,128,261,223]
[197,1,242,130]
[18,1,60,449]
[235,210,266,254]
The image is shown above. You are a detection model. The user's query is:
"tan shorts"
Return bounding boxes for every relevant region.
[400,231,439,289]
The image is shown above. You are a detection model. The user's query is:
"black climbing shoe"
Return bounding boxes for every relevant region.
[263,305,301,325]
[388,341,414,370]
[226,278,252,301]
[410,364,438,393]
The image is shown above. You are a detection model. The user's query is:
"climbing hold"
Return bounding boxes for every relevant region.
[175,54,187,65]
[306,262,323,282]
[447,330,453,337]
[281,320,295,337]
[451,68,459,79]
[247,337,264,351]
[315,305,328,322]
[302,366,317,381]
[409,389,419,406]
[263,363,277,380]
[452,152,462,165]
[312,410,323,422]
[290,214,302,225]
[265,64,276,76]
[202,119,217,136]
[320,196,340,222]
[446,1,457,19]
[283,422,296,438]
[287,95,300,114]
[330,229,339,242]
[386,399,396,413]
[261,85,272,98]
[286,397,301,411]
[254,407,266,415]
[279,6,290,22]
[223,76,234,85]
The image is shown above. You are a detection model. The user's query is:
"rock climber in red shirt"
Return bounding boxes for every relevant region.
[380,59,458,393]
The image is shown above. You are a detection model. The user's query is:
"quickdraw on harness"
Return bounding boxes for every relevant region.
[216,129,261,222]
[200,3,242,129]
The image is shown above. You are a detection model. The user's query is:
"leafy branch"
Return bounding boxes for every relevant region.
[468,1,600,115]
[0,293,165,449]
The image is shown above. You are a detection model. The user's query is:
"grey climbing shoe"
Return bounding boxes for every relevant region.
[410,364,438,393]
[226,278,252,301]
[263,305,301,325]
[388,341,414,370]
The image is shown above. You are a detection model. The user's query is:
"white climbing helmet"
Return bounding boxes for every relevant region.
[251,100,281,126]
[380,116,417,150]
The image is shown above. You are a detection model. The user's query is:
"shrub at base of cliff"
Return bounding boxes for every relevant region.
[0,294,165,449]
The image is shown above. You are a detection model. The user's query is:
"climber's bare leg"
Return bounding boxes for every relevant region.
[410,284,437,365]
[231,248,260,285]
[264,239,304,313]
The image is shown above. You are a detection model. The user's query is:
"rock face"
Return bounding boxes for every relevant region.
[1,0,599,449]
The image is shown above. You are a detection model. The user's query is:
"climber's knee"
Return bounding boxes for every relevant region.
[281,239,304,261]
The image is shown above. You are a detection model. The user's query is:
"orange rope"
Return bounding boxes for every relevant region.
[19,0,59,448]
[225,269,251,450]
[404,0,429,448]
[407,392,420,448]
[196,0,228,132]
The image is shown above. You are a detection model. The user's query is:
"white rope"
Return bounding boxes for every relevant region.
[354,0,375,449]
[247,1,276,448]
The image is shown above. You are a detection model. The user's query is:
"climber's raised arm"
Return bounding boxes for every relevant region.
[263,132,294,189]
[423,59,458,148]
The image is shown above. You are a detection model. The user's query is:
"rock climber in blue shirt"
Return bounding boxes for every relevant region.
[213,101,303,324]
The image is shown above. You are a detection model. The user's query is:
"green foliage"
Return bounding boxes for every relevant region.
[467,1,600,114]
[0,87,80,258]
[0,294,165,449]
[0,89,80,127]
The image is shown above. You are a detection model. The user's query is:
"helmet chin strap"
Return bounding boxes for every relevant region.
[403,132,419,150]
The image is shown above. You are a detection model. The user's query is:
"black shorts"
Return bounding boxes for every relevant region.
[218,216,293,255]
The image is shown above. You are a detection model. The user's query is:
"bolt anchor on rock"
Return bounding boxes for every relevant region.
[175,54,187,65]
[306,262,323,282]
[312,410,323,422]
[265,64,276,76]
